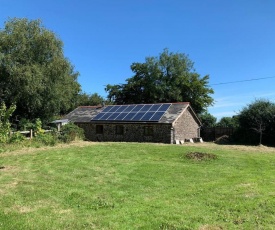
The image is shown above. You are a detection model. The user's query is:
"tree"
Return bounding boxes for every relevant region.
[237,99,275,145]
[105,49,214,114]
[216,116,238,128]
[199,112,217,128]
[76,92,104,106]
[0,18,80,122]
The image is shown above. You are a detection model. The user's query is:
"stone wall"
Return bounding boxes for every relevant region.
[173,107,200,141]
[76,122,172,144]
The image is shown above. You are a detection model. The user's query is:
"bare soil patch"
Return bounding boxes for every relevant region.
[185,152,218,161]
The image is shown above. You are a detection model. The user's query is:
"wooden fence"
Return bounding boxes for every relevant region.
[11,129,52,139]
[201,127,234,142]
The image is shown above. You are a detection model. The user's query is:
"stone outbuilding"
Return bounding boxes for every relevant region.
[64,102,202,144]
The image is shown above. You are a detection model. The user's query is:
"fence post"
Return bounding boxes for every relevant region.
[30,129,33,139]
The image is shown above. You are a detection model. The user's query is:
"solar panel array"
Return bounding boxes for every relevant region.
[91,104,171,122]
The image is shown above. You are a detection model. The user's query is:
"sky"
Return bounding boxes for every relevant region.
[1,0,275,120]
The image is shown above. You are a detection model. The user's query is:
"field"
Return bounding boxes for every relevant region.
[0,142,275,229]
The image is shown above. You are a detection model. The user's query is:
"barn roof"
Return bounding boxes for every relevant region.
[64,102,201,125]
[64,106,102,123]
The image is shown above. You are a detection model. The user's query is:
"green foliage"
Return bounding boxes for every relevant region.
[217,116,239,128]
[236,99,275,145]
[34,132,57,146]
[76,92,104,106]
[18,118,35,131]
[199,111,217,127]
[34,118,44,135]
[105,49,214,113]
[0,102,16,143]
[59,123,84,143]
[0,18,80,122]
[8,132,25,144]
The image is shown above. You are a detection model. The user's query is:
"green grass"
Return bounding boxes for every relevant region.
[0,142,275,229]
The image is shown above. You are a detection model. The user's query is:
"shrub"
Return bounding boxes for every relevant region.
[9,132,26,144]
[0,103,16,143]
[59,123,84,143]
[34,132,57,146]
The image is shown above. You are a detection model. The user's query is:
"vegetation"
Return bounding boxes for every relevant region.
[0,18,80,122]
[76,92,105,106]
[216,116,239,128]
[0,142,275,229]
[199,111,217,128]
[59,123,84,143]
[0,102,16,143]
[236,99,275,145]
[105,49,214,114]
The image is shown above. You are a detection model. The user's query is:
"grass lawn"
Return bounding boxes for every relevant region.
[0,142,275,229]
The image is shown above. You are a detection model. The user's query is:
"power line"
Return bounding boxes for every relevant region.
[210,76,275,86]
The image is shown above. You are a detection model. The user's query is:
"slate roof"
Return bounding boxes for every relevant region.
[64,106,102,123]
[159,102,189,123]
[63,103,200,124]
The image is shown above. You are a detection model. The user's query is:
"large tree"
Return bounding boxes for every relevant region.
[105,49,214,114]
[237,99,275,145]
[0,18,80,122]
[198,112,217,128]
[76,92,105,106]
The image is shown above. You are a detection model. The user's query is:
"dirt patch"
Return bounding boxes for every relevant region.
[215,135,231,144]
[185,152,217,161]
[199,225,223,230]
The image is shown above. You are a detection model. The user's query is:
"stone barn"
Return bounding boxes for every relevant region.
[64,102,202,144]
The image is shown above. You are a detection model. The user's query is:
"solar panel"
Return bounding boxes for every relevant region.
[123,112,136,121]
[140,105,152,111]
[159,104,170,111]
[150,111,165,121]
[140,111,155,121]
[131,112,146,121]
[149,104,161,111]
[91,103,171,122]
[131,105,144,112]
[109,106,120,112]
[101,106,113,112]
[106,112,120,120]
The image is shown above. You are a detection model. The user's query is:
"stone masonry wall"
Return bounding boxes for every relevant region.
[76,122,172,144]
[173,107,200,141]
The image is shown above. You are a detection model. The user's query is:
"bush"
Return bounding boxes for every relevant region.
[59,123,84,143]
[9,132,26,144]
[34,132,57,146]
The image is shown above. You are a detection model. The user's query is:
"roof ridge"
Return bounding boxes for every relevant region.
[78,106,102,108]
[100,102,190,106]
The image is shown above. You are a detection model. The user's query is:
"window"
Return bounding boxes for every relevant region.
[116,125,124,135]
[96,125,103,134]
[144,126,154,136]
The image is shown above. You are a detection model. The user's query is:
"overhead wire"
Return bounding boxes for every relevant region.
[209,76,275,86]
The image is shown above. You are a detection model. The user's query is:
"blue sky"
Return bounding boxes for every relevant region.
[1,0,275,120]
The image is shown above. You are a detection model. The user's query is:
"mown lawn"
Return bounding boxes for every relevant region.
[0,142,275,229]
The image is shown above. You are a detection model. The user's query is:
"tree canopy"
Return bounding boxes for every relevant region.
[105,49,214,114]
[237,99,275,145]
[216,116,238,128]
[76,92,105,106]
[198,112,217,128]
[0,18,80,122]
